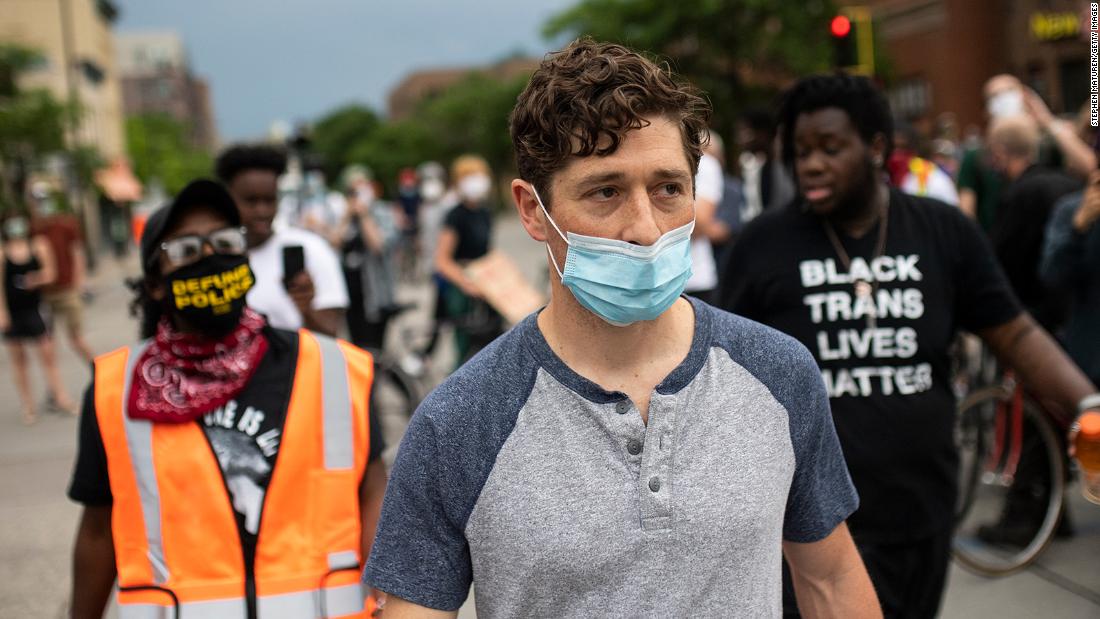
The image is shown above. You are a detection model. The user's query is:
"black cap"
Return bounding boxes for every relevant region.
[140,179,241,275]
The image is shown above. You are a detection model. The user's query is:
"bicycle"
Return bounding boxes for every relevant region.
[952,369,1073,576]
[364,345,428,421]
[352,303,432,422]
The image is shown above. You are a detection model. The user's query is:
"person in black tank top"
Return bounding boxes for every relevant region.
[4,240,47,338]
[432,155,503,367]
[1,211,76,424]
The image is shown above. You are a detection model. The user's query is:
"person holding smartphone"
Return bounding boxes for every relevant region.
[215,144,349,336]
[432,154,504,365]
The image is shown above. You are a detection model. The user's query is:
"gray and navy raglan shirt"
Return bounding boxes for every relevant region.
[364,298,858,617]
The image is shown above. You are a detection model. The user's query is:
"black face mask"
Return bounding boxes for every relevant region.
[164,254,255,335]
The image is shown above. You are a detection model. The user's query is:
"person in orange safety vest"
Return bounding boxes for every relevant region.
[67,179,386,618]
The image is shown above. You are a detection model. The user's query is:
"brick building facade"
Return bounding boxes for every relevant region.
[867,0,1091,131]
[116,32,218,152]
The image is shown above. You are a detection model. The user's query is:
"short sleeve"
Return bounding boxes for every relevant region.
[68,375,113,506]
[781,348,859,542]
[695,154,724,204]
[948,207,1023,332]
[363,411,472,610]
[927,170,960,206]
[956,149,980,192]
[303,235,349,311]
[442,205,462,231]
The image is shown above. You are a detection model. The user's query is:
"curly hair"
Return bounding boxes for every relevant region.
[509,38,710,207]
[127,276,162,340]
[215,143,288,185]
[777,73,894,167]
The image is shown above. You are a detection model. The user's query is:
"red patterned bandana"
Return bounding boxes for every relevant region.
[127,308,270,423]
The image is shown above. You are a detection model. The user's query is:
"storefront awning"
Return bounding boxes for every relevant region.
[95,158,143,203]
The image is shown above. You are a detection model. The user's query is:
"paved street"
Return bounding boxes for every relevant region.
[1,214,1098,617]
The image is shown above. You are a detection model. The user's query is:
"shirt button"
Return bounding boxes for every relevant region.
[615,400,630,415]
[648,477,661,492]
[627,440,642,455]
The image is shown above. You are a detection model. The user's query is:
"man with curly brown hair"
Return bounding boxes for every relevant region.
[364,39,880,618]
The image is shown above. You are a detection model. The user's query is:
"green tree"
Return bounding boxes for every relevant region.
[415,72,530,175]
[326,71,532,195]
[544,0,839,142]
[345,119,436,190]
[0,44,45,97]
[311,104,380,179]
[125,113,212,195]
[0,45,69,206]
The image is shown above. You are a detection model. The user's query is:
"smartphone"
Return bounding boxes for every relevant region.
[282,245,305,283]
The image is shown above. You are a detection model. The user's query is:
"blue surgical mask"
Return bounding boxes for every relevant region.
[3,217,29,239]
[535,188,693,327]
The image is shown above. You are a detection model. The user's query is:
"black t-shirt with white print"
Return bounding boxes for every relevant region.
[68,327,384,549]
[719,189,1021,542]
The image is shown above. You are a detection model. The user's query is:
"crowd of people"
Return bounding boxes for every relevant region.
[1,32,1098,619]
[57,139,507,615]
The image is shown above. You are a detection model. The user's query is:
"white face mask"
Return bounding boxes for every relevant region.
[458,173,491,203]
[420,178,445,202]
[987,90,1024,118]
[356,185,375,206]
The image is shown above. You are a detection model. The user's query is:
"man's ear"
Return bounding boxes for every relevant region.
[511,179,549,243]
[871,133,888,166]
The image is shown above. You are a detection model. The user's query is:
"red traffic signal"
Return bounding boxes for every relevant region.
[831,15,852,38]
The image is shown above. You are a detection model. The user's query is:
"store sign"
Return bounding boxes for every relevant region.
[1031,12,1080,41]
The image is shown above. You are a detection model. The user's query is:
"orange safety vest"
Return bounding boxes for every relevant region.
[94,330,375,618]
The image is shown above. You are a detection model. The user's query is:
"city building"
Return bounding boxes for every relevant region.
[387,57,539,120]
[0,0,126,159]
[865,0,1091,131]
[117,31,218,152]
[0,0,130,256]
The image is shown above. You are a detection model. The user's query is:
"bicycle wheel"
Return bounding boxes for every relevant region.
[952,386,1065,576]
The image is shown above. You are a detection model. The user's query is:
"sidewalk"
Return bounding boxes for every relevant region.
[942,488,1100,617]
[0,254,142,617]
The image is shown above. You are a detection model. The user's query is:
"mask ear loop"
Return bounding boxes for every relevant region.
[532,186,568,280]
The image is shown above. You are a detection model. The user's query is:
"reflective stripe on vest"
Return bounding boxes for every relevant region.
[316,335,353,470]
[257,583,364,618]
[117,583,363,619]
[120,340,170,584]
[118,595,244,619]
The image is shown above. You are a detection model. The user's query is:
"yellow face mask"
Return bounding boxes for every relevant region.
[166,254,255,334]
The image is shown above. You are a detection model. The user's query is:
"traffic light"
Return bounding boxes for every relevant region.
[830,8,874,75]
[831,15,857,68]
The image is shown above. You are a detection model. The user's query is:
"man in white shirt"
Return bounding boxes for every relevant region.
[684,138,723,302]
[216,144,349,336]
